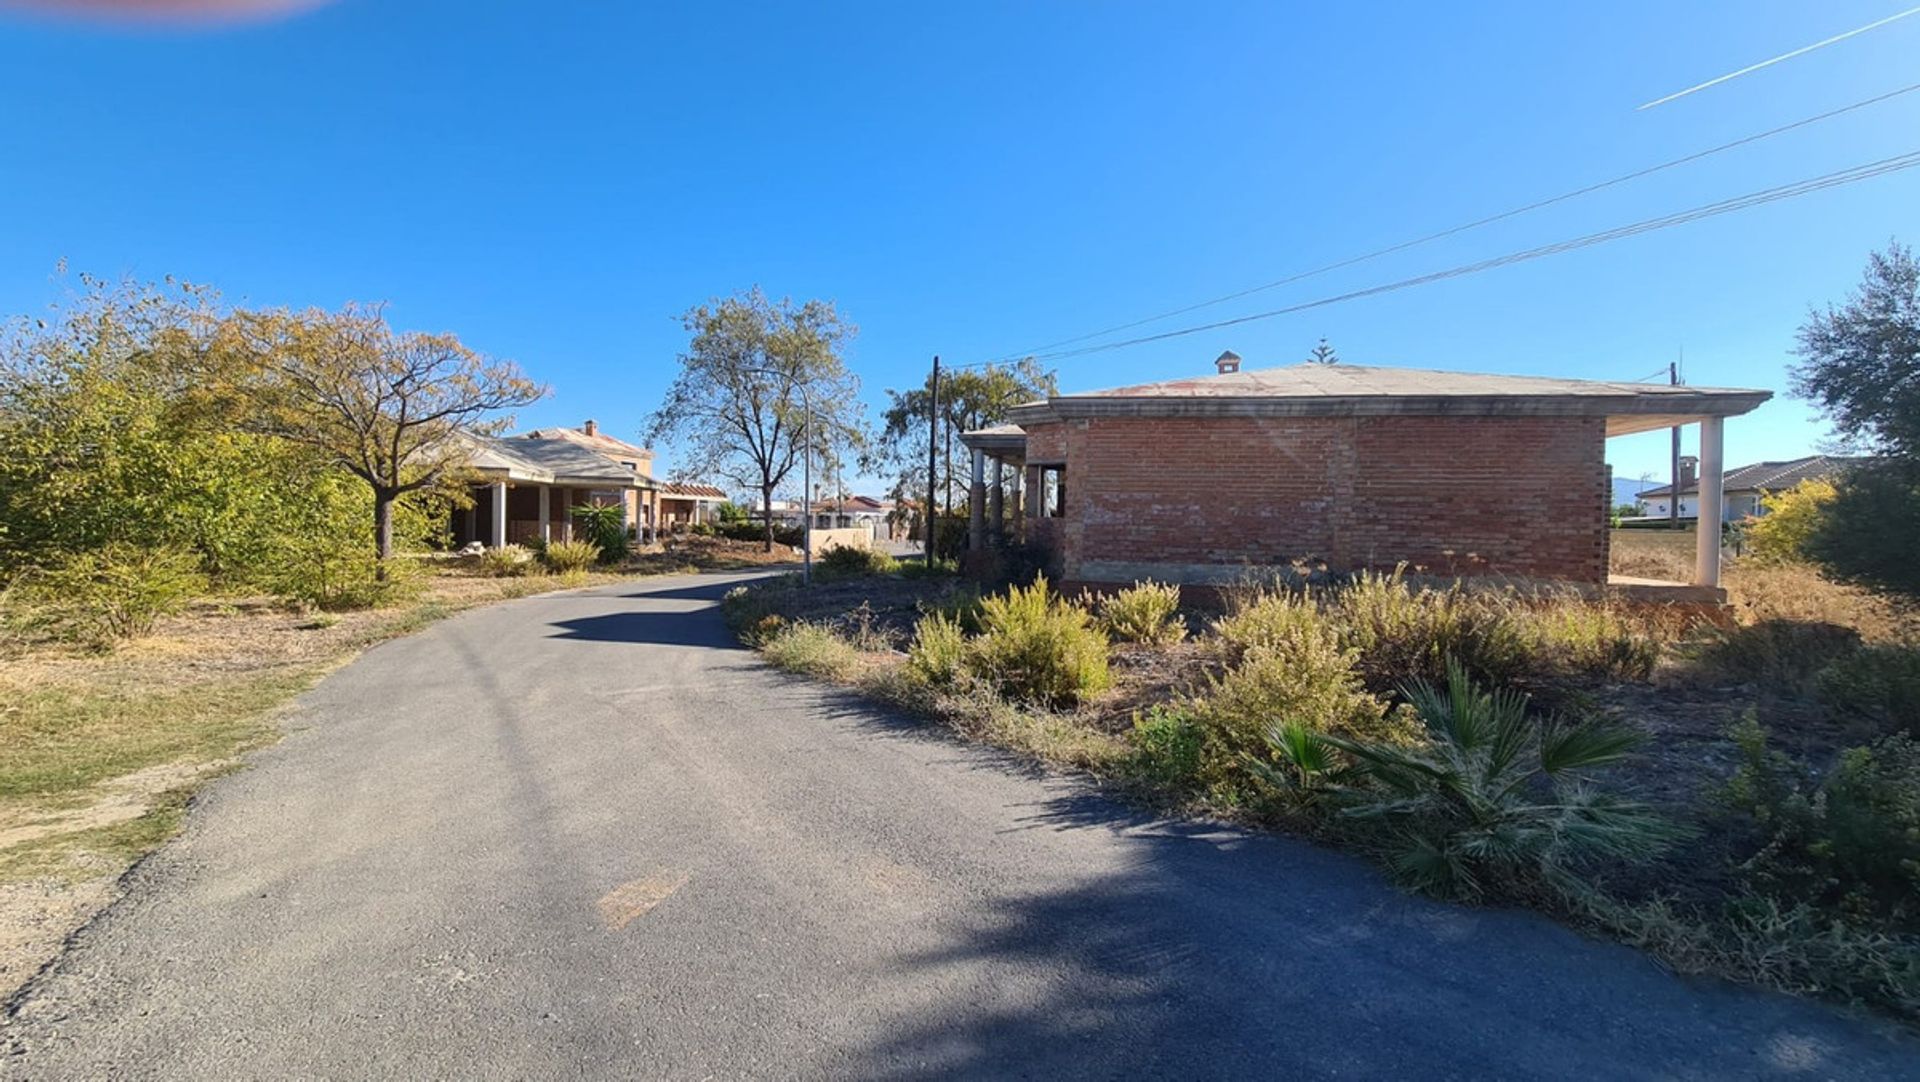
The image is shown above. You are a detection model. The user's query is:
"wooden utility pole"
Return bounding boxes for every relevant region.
[925,355,940,568]
[1668,359,1682,531]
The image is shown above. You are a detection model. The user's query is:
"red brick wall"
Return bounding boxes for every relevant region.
[1023,415,1609,584]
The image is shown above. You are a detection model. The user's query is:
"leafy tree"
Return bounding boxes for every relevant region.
[1792,242,1919,457]
[645,288,861,551]
[1306,337,1339,365]
[226,305,544,571]
[871,357,1055,517]
[1791,243,1920,596]
[0,276,315,580]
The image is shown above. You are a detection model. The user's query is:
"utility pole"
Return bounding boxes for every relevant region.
[925,355,940,569]
[1668,358,1682,531]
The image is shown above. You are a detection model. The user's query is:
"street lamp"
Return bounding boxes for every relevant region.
[742,367,816,586]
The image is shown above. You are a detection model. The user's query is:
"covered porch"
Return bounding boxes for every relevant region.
[455,435,654,549]
[1602,410,1734,603]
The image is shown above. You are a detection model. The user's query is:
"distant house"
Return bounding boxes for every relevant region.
[960,356,1771,595]
[658,482,730,529]
[810,495,896,534]
[1636,455,1869,521]
[450,419,729,547]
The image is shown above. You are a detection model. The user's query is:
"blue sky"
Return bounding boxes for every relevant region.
[2,1,1916,495]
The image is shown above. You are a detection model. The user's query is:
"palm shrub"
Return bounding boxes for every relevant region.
[970,575,1110,706]
[1098,580,1187,645]
[540,539,602,575]
[571,504,628,563]
[1322,659,1679,900]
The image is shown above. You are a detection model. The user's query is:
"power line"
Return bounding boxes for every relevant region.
[970,148,1920,367]
[982,81,1920,364]
[1638,6,1920,110]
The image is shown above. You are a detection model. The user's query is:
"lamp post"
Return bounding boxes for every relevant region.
[743,367,816,586]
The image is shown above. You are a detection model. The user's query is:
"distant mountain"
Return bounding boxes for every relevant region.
[1611,475,1654,508]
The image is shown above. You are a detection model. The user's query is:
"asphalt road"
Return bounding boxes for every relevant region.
[4,572,1915,1079]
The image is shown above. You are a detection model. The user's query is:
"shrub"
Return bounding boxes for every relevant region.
[1098,580,1187,645]
[1210,585,1324,658]
[478,544,536,578]
[761,621,863,680]
[904,612,969,688]
[718,521,804,547]
[30,543,205,645]
[571,503,628,563]
[1518,600,1661,681]
[1805,459,1920,600]
[539,539,602,575]
[970,575,1110,706]
[1744,479,1836,565]
[1326,660,1679,900]
[1686,619,1861,694]
[898,555,958,579]
[1331,569,1531,688]
[1722,717,1920,923]
[1127,706,1205,791]
[1817,643,1920,737]
[817,545,898,579]
[1188,612,1413,802]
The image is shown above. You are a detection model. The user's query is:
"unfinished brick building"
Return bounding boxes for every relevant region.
[960,357,1769,596]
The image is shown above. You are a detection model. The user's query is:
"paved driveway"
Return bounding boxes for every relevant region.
[4,572,1914,1079]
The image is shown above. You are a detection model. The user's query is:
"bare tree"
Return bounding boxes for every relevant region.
[228,305,544,570]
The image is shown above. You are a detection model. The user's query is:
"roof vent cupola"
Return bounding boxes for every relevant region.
[1215,350,1242,375]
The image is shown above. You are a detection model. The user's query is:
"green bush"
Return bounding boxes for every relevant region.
[1723,717,1920,923]
[1818,643,1920,737]
[29,543,205,646]
[1332,569,1531,688]
[898,555,958,579]
[904,612,969,688]
[970,575,1110,706]
[539,539,602,575]
[571,503,627,563]
[817,544,898,579]
[1326,660,1679,900]
[717,521,804,547]
[1098,580,1187,645]
[1187,609,1413,803]
[478,544,537,578]
[1211,585,1324,658]
[1127,706,1205,791]
[762,621,863,680]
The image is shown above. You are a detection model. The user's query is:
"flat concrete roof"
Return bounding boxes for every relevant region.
[998,363,1771,437]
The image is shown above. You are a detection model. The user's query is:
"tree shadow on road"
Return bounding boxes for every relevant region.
[545,611,744,649]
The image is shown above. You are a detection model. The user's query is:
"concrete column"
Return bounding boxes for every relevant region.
[1695,416,1725,587]
[537,484,551,544]
[490,481,508,549]
[464,499,477,546]
[557,487,573,542]
[988,459,1005,542]
[968,448,986,551]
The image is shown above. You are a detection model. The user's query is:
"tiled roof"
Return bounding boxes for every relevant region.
[1637,455,1873,498]
[520,426,653,462]
[660,482,729,499]
[461,434,646,486]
